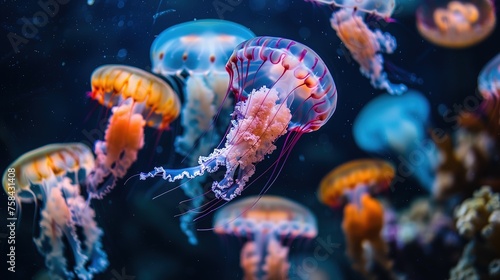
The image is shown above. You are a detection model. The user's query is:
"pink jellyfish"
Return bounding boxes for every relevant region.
[86,64,181,199]
[213,195,317,279]
[307,0,408,95]
[140,36,337,201]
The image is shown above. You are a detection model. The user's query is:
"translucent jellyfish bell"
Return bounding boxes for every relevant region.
[416,0,496,48]
[353,90,437,191]
[478,53,500,99]
[151,19,256,76]
[213,195,317,279]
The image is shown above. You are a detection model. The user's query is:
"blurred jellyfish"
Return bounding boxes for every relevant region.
[318,158,395,208]
[213,195,317,280]
[140,37,337,203]
[416,0,496,48]
[353,90,438,191]
[307,0,407,94]
[479,53,500,99]
[343,194,394,278]
[2,143,108,280]
[318,159,395,278]
[477,53,500,139]
[87,64,180,199]
[150,19,255,244]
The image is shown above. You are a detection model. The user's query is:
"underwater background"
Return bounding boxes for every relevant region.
[1,0,500,279]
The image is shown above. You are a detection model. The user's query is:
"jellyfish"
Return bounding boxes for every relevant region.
[318,159,395,278]
[352,90,438,191]
[307,0,407,95]
[140,36,338,203]
[150,19,255,244]
[416,0,496,48]
[318,158,395,208]
[477,53,500,141]
[1,143,108,280]
[213,195,317,280]
[87,64,181,199]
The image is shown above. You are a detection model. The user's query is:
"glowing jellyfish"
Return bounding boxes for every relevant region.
[307,0,407,95]
[318,159,394,277]
[140,36,337,202]
[213,195,317,279]
[416,0,496,48]
[318,158,395,208]
[352,90,438,191]
[150,19,255,244]
[87,64,180,199]
[2,143,108,280]
[479,53,500,99]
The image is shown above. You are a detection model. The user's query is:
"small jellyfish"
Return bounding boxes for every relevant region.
[2,143,108,280]
[478,53,500,100]
[352,90,438,191]
[150,19,255,244]
[307,0,407,94]
[318,159,395,278]
[318,158,395,208]
[416,0,496,48]
[140,36,337,202]
[213,195,317,280]
[342,194,392,278]
[87,64,180,199]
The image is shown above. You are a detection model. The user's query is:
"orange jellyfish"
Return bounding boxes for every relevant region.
[2,143,108,280]
[308,0,407,94]
[318,159,395,278]
[213,195,317,280]
[318,158,395,208]
[416,0,496,48]
[86,64,181,198]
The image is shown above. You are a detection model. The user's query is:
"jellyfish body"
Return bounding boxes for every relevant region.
[2,143,108,280]
[416,0,496,48]
[352,91,437,191]
[308,0,407,94]
[213,195,317,280]
[87,64,180,199]
[478,53,500,100]
[342,194,392,277]
[318,158,395,208]
[141,36,338,202]
[150,20,255,244]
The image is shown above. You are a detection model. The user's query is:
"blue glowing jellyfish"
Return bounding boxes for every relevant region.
[213,195,317,279]
[141,36,337,203]
[2,143,108,280]
[307,0,408,95]
[150,19,255,244]
[353,90,437,191]
[478,53,500,100]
